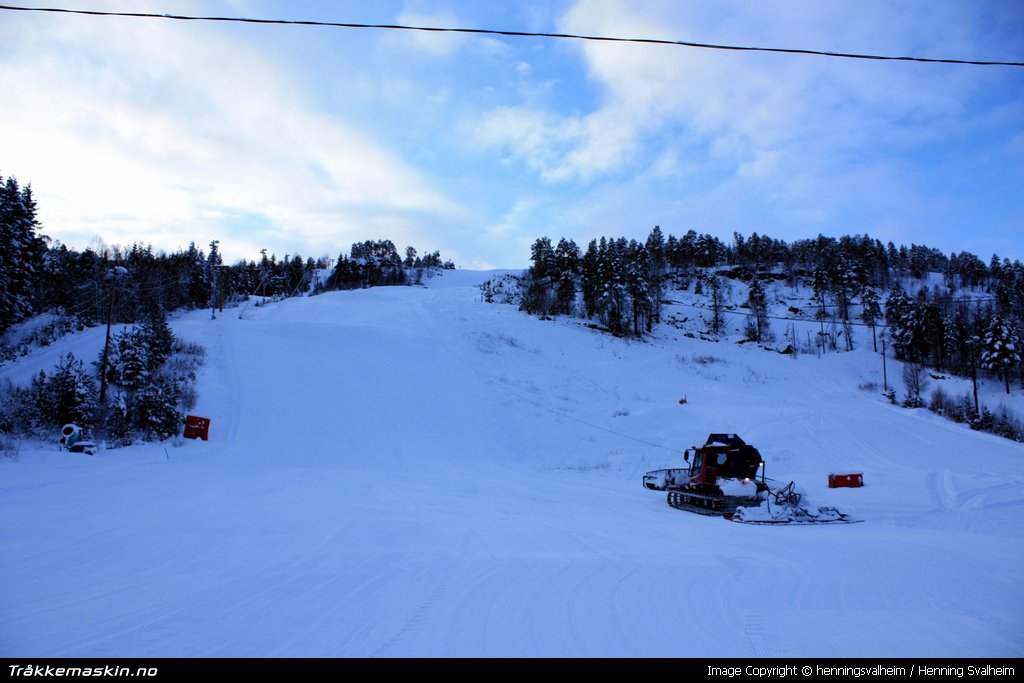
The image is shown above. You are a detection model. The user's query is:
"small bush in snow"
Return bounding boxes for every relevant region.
[479,275,522,306]
[928,386,954,416]
[743,316,759,342]
[0,315,78,366]
[901,363,929,408]
[173,340,207,359]
[476,332,526,354]
[0,433,18,460]
[493,333,523,349]
[0,354,98,438]
[926,388,1023,442]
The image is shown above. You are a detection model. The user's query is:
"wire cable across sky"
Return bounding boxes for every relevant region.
[1,4,1022,68]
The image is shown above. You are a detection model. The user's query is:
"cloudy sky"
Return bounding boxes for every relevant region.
[1,0,1022,267]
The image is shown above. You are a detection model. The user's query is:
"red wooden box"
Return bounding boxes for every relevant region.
[184,415,211,441]
[828,473,863,488]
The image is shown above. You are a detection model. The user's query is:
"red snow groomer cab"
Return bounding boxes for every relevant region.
[643,433,768,515]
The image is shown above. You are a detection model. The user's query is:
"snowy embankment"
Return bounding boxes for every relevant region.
[1,270,1022,657]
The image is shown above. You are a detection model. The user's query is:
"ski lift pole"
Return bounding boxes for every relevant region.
[880,332,888,392]
[98,266,127,404]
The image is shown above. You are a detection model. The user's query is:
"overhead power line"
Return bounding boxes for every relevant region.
[1,4,1022,68]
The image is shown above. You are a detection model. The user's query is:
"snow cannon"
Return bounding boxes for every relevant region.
[61,424,96,456]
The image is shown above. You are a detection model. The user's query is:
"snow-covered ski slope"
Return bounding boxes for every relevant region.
[2,270,1022,657]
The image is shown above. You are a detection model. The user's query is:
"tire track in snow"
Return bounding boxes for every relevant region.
[41,551,335,656]
[927,470,1024,513]
[369,556,454,657]
[261,551,401,656]
[926,470,957,512]
[961,484,1024,511]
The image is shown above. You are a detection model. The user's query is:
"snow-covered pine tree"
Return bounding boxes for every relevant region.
[207,240,223,313]
[580,240,600,318]
[942,315,963,374]
[117,329,150,393]
[554,238,580,316]
[519,237,559,317]
[183,242,210,308]
[134,374,182,440]
[885,285,914,360]
[140,305,174,371]
[96,328,136,392]
[555,270,576,317]
[980,314,1021,394]
[833,258,858,323]
[708,275,724,336]
[597,239,628,336]
[7,370,53,434]
[48,353,98,430]
[860,287,881,352]
[529,237,555,281]
[626,241,652,335]
[746,276,769,343]
[645,226,666,278]
[921,299,945,370]
[0,175,43,333]
[812,264,830,321]
[644,226,665,325]
[897,301,930,363]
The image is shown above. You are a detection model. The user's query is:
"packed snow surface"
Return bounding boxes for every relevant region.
[2,270,1023,657]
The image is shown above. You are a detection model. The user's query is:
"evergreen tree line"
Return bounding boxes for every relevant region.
[0,171,456,340]
[512,227,1024,324]
[516,228,668,337]
[41,238,323,323]
[885,284,1021,394]
[501,226,1023,394]
[0,173,47,332]
[7,234,235,334]
[325,240,455,291]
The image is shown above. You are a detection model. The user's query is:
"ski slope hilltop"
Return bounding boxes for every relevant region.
[2,270,1022,657]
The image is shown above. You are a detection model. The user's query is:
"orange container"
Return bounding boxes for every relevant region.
[828,473,863,488]
[184,415,211,441]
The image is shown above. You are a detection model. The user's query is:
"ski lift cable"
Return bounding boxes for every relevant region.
[235,261,315,319]
[1,4,1022,68]
[663,299,999,331]
[238,268,272,320]
[3,290,115,338]
[669,300,891,329]
[286,261,316,300]
[763,295,999,311]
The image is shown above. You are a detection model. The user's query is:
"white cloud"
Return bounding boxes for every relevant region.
[0,5,470,261]
[1,0,1018,267]
[467,0,1021,253]
[475,106,583,181]
[478,1,987,183]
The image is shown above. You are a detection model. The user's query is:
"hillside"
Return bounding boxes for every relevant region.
[1,270,1022,657]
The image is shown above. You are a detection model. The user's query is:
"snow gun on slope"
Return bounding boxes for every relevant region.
[642,434,856,525]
